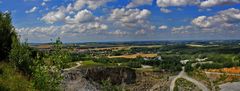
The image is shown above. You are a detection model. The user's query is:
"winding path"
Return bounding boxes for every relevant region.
[170,67,210,91]
[63,61,82,71]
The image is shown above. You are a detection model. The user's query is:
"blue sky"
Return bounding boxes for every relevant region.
[1,0,240,43]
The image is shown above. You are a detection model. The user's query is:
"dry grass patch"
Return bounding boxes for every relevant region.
[34,44,51,49]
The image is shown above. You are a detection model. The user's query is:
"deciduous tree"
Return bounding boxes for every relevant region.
[0,12,17,60]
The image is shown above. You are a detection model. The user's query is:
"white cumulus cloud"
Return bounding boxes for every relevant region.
[110,8,151,25]
[25,6,37,13]
[160,8,172,13]
[41,8,66,24]
[200,0,240,8]
[65,9,95,24]
[126,0,153,8]
[109,8,155,35]
[156,0,200,7]
[159,25,168,30]
[192,8,240,28]
[172,8,240,35]
[16,22,108,42]
[74,0,113,10]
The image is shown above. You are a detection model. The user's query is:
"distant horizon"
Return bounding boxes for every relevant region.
[27,39,240,44]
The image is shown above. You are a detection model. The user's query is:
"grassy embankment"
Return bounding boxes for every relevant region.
[0,61,35,91]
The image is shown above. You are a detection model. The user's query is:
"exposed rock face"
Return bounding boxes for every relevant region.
[62,67,137,91]
[62,69,100,91]
[83,67,136,85]
[126,71,171,91]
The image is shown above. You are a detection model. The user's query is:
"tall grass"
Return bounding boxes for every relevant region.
[0,61,35,91]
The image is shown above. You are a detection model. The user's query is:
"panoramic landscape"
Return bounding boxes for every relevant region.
[1,0,240,91]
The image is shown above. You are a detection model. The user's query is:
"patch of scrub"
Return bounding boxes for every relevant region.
[174,78,202,91]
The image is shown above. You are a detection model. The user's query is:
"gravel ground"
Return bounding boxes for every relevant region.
[220,82,240,91]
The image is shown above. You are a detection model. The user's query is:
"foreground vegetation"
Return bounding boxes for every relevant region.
[0,62,34,91]
[0,12,71,91]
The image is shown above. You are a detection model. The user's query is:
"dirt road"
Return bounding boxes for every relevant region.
[63,61,82,71]
[170,67,210,91]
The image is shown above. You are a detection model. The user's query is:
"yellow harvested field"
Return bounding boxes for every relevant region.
[187,44,219,47]
[187,44,206,47]
[108,53,158,59]
[35,45,52,49]
[90,45,161,51]
[208,67,240,74]
[90,47,129,51]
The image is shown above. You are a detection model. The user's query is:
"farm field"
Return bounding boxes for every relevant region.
[208,67,240,74]
[108,53,158,59]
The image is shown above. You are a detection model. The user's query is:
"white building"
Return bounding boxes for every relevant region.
[180,60,190,65]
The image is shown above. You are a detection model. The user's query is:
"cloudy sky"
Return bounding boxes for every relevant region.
[1,0,240,43]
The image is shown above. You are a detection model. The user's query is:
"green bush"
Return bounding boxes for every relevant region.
[32,56,62,91]
[71,53,88,62]
[185,63,193,72]
[0,69,3,75]
[127,61,141,68]
[0,84,10,91]
[9,42,33,75]
[158,56,182,72]
[200,63,223,69]
[101,80,123,91]
[32,38,70,91]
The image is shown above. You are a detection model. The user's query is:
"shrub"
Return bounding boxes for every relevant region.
[0,69,3,75]
[71,53,88,62]
[9,42,33,75]
[32,56,62,91]
[0,85,9,91]
[127,61,141,68]
[185,63,193,72]
[101,80,123,91]
[32,38,70,91]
